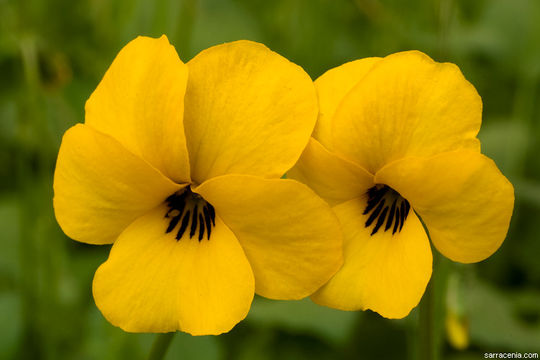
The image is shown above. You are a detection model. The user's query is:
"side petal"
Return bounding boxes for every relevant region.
[288,138,374,206]
[313,57,380,150]
[375,150,514,263]
[93,204,254,335]
[195,175,343,300]
[332,50,482,174]
[85,35,190,183]
[53,124,182,244]
[184,40,317,183]
[312,197,432,319]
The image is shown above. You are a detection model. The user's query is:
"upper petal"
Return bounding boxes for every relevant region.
[184,40,318,183]
[288,137,374,206]
[312,196,432,318]
[53,124,182,244]
[195,175,343,300]
[85,35,190,183]
[93,204,254,335]
[332,50,482,173]
[312,57,380,150]
[375,150,514,263]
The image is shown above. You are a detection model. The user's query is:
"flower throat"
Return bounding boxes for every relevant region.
[164,187,216,241]
[363,185,410,236]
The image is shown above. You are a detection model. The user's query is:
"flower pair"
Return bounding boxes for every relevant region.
[53,36,513,335]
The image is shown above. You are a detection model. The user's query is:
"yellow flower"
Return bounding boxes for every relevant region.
[289,51,514,318]
[53,35,343,335]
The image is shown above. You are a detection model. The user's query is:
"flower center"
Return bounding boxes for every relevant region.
[363,184,410,236]
[164,187,216,241]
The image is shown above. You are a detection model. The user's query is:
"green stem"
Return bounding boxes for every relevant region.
[147,333,176,360]
[417,250,451,360]
[418,277,437,360]
[415,213,450,360]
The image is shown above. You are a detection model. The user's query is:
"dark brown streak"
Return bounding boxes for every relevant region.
[363,185,411,236]
[166,213,182,233]
[203,205,212,240]
[166,189,217,241]
[385,199,397,231]
[208,204,216,226]
[176,210,191,240]
[189,205,198,238]
[198,213,205,241]
[365,199,385,228]
[371,206,388,235]
[392,207,400,234]
[363,187,388,215]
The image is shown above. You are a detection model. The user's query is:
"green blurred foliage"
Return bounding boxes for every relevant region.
[1,0,539,359]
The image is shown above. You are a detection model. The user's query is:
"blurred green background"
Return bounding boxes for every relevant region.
[1,0,539,359]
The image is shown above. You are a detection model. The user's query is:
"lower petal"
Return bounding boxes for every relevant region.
[93,204,254,335]
[195,175,343,300]
[312,197,432,319]
[375,150,514,263]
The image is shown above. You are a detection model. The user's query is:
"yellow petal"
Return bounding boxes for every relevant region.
[93,204,254,335]
[53,124,182,244]
[85,35,190,183]
[332,50,482,173]
[195,175,343,300]
[313,57,380,150]
[184,40,317,183]
[375,150,514,263]
[312,197,432,318]
[288,138,374,206]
